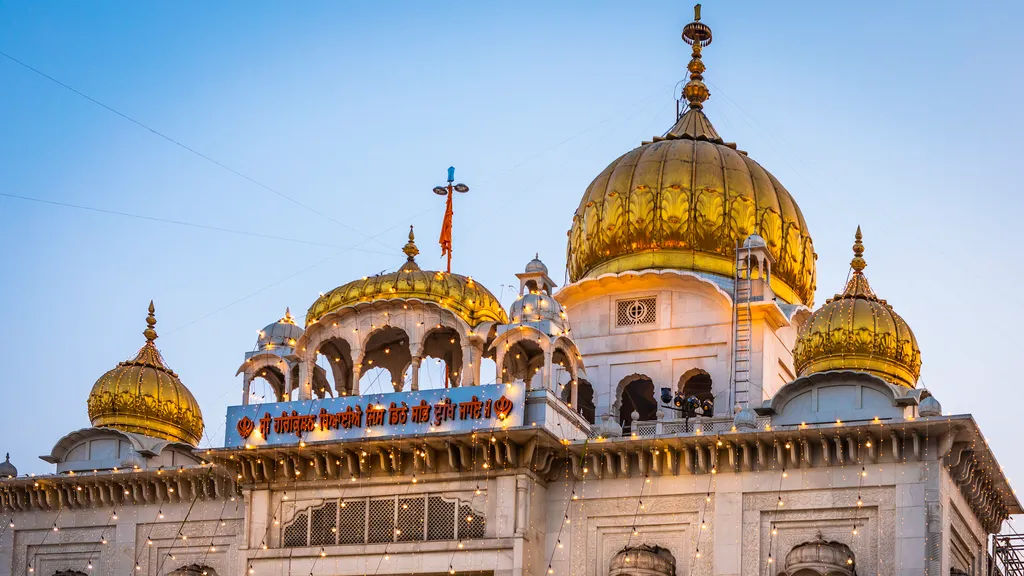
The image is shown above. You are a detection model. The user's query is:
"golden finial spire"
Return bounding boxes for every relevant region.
[851,226,866,273]
[279,307,295,325]
[144,300,158,342]
[403,225,420,262]
[681,4,713,110]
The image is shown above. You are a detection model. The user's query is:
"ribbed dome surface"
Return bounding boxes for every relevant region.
[567,109,816,306]
[87,303,204,446]
[306,228,507,328]
[793,229,921,388]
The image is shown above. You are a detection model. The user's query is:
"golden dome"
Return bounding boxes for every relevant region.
[567,9,816,305]
[306,227,508,327]
[792,228,921,388]
[87,302,205,446]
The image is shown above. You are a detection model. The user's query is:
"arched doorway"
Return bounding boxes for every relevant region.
[679,368,714,407]
[561,379,595,424]
[618,375,656,430]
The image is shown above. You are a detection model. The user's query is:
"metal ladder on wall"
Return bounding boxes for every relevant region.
[731,243,753,410]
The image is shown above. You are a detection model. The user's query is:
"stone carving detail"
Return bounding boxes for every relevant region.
[779,532,856,575]
[608,544,676,576]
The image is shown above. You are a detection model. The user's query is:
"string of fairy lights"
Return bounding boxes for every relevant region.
[3,407,1015,574]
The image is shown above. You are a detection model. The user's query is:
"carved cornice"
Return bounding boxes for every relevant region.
[0,465,237,513]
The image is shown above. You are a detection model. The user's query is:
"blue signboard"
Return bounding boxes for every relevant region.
[225,383,525,448]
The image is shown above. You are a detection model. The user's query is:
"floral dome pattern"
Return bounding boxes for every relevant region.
[793,228,921,388]
[306,227,507,328]
[87,302,205,446]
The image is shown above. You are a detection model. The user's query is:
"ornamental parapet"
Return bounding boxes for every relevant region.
[566,414,1019,534]
[0,463,238,513]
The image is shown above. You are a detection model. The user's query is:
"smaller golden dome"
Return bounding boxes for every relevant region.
[306,227,508,327]
[793,228,921,388]
[87,302,205,446]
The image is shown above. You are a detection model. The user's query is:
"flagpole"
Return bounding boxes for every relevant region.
[432,166,470,388]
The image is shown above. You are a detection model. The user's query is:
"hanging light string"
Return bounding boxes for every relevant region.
[624,435,654,549]
[544,430,586,576]
[152,466,217,576]
[687,471,715,575]
[194,496,234,570]
[762,436,787,575]
[82,501,120,573]
[25,506,63,574]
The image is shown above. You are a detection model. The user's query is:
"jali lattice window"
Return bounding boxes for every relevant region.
[282,492,486,547]
[616,297,657,326]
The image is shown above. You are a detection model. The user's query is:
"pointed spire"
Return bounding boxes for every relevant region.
[681,4,713,111]
[129,300,173,372]
[662,4,722,143]
[144,300,158,343]
[839,227,875,299]
[403,225,420,262]
[851,225,866,273]
[279,307,295,325]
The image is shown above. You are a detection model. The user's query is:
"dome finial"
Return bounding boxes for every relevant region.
[403,225,420,262]
[144,300,158,343]
[279,307,295,325]
[851,226,866,273]
[681,4,713,110]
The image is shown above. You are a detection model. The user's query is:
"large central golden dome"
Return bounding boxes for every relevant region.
[567,11,816,305]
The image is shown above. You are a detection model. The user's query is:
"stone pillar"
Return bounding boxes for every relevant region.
[461,343,476,387]
[410,356,422,391]
[541,346,553,392]
[351,363,361,396]
[495,348,506,384]
[242,375,252,405]
[295,362,311,401]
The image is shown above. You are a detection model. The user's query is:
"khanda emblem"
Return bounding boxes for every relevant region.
[237,416,256,440]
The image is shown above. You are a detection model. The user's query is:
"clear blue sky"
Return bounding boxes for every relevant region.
[2,1,1021,523]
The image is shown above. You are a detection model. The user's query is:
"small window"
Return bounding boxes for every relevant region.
[616,297,657,326]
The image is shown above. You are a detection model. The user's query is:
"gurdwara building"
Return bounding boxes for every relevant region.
[1,7,1019,576]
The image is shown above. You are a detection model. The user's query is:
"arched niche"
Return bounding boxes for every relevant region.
[417,325,463,388]
[168,565,219,576]
[501,338,544,387]
[616,374,657,430]
[253,364,286,402]
[678,368,714,409]
[561,378,595,424]
[608,544,676,576]
[316,336,355,396]
[358,325,412,392]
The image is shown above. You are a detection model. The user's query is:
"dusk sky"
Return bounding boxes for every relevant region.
[2,1,1022,524]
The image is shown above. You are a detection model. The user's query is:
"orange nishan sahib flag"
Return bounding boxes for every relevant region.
[439,192,453,256]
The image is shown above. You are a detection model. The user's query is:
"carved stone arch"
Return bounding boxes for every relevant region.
[561,378,596,424]
[417,323,465,387]
[614,373,657,430]
[240,353,289,402]
[677,368,714,410]
[167,564,218,576]
[355,324,412,390]
[608,544,676,576]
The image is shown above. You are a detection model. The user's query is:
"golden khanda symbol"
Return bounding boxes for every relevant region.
[237,416,255,440]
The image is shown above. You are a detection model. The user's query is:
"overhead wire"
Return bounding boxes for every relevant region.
[0,191,395,253]
[0,49,387,248]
